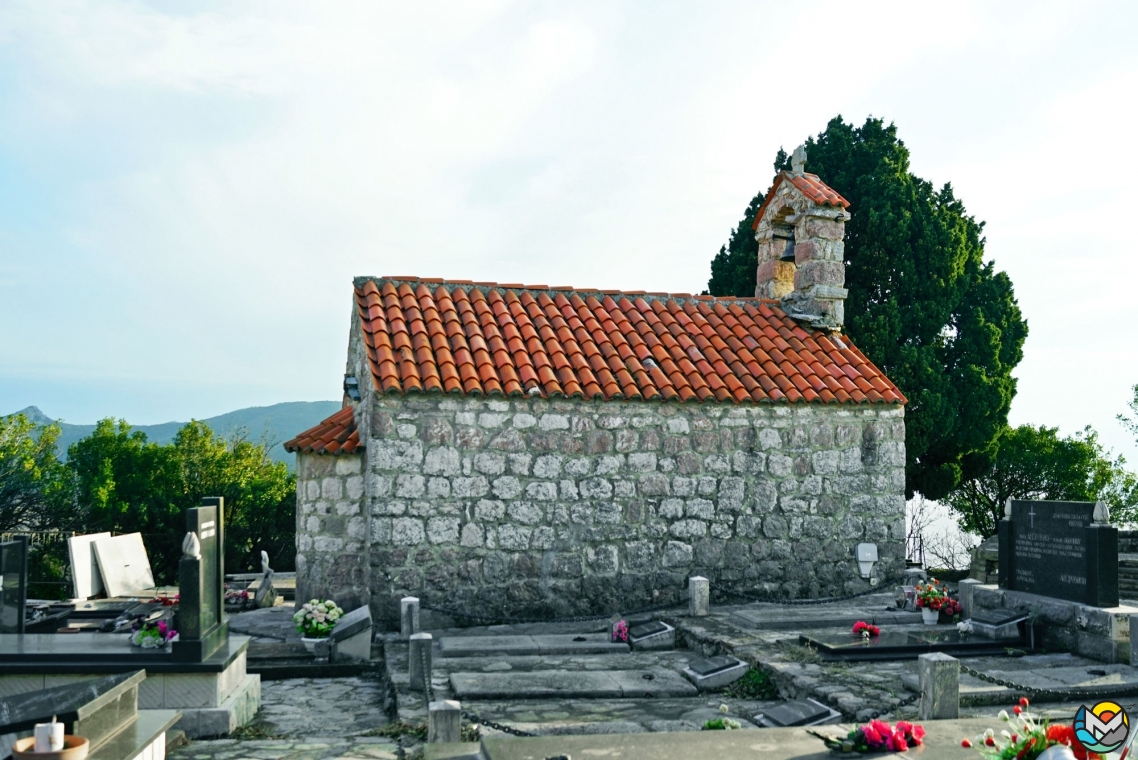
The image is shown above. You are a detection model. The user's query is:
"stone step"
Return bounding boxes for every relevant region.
[449,667,699,700]
[439,633,629,658]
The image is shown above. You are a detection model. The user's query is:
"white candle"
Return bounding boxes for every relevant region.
[34,720,64,751]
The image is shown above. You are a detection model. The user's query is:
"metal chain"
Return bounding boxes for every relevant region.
[461,710,536,738]
[960,663,1138,702]
[857,689,922,722]
[716,576,911,606]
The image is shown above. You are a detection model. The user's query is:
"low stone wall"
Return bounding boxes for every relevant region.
[971,584,1136,663]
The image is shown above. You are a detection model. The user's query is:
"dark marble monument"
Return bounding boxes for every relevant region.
[172,497,229,662]
[998,499,1118,607]
[0,536,28,634]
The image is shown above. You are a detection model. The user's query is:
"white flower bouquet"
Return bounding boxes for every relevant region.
[293,598,343,638]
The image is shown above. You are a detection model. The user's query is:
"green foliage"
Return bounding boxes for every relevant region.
[946,424,1138,536]
[67,419,295,584]
[1120,383,1138,443]
[706,117,1028,500]
[0,413,75,532]
[723,667,779,700]
[702,717,742,731]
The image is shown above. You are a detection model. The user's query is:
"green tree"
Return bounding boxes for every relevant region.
[68,419,295,584]
[707,117,1028,500]
[946,424,1138,537]
[1120,383,1138,442]
[0,412,75,533]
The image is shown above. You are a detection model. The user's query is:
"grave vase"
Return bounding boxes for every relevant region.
[301,636,328,653]
[921,607,939,625]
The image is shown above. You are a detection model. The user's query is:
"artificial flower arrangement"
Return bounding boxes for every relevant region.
[939,597,963,620]
[130,619,177,648]
[146,594,178,607]
[812,719,925,753]
[960,698,1102,760]
[852,621,881,639]
[915,580,948,610]
[225,587,250,604]
[703,704,742,730]
[611,620,629,643]
[293,599,343,638]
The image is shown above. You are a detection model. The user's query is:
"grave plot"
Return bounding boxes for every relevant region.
[800,627,1026,661]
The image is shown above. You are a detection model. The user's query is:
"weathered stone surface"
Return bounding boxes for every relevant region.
[297,394,905,626]
[918,652,959,720]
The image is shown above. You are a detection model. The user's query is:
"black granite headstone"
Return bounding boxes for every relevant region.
[172,497,228,662]
[629,621,668,639]
[970,610,1027,627]
[0,536,28,634]
[997,499,1118,607]
[761,700,832,727]
[689,655,738,677]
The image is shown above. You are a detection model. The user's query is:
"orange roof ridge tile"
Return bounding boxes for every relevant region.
[346,275,906,406]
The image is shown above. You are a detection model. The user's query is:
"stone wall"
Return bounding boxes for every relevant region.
[295,449,369,610]
[293,390,906,627]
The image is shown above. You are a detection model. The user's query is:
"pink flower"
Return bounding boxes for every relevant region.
[863,726,882,747]
[891,733,909,752]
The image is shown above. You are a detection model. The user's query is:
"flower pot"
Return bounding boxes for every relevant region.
[938,609,956,624]
[12,735,89,760]
[921,607,939,625]
[302,636,328,653]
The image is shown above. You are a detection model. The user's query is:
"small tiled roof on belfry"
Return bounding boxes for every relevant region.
[752,172,851,230]
[350,276,906,405]
[284,406,360,455]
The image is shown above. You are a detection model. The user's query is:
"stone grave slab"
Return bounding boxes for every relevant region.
[730,597,922,631]
[440,635,539,657]
[801,627,1023,661]
[476,717,1044,760]
[628,621,675,651]
[449,668,697,699]
[328,605,373,662]
[607,668,698,698]
[754,697,841,728]
[93,533,155,597]
[530,633,630,655]
[682,655,749,690]
[67,532,111,599]
[450,670,623,699]
[440,634,628,658]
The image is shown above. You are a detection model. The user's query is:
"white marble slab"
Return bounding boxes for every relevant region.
[93,533,155,597]
[67,532,111,599]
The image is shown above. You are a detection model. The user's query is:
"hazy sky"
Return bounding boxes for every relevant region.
[2,1,1136,466]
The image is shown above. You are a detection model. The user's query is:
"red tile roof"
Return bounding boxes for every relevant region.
[350,277,905,406]
[752,172,850,230]
[284,406,360,455]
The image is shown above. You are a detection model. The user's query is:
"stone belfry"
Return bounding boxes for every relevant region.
[753,144,852,331]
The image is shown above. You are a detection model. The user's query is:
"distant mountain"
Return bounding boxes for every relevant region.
[7,401,341,467]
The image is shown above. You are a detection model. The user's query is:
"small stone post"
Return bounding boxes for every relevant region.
[918,652,960,720]
[401,597,420,641]
[608,613,622,643]
[428,700,462,743]
[958,578,981,619]
[409,632,433,693]
[689,576,709,617]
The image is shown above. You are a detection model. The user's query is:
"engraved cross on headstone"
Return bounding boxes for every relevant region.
[1028,505,1036,528]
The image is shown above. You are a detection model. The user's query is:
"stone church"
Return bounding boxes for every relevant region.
[286,152,908,626]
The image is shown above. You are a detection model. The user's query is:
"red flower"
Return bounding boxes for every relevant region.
[1014,706,1022,715]
[961,739,972,748]
[986,736,996,746]
[1019,697,1030,707]
[891,733,908,752]
[910,725,925,745]
[863,726,883,747]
